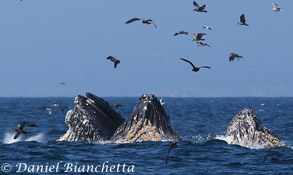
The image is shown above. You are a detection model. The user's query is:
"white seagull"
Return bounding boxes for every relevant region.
[272,3,283,12]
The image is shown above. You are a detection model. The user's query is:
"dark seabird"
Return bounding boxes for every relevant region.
[111,103,122,108]
[272,3,283,12]
[192,33,206,41]
[229,53,243,62]
[174,31,188,36]
[237,14,249,26]
[107,56,120,69]
[197,42,211,48]
[59,82,67,86]
[125,18,157,28]
[193,1,207,13]
[14,122,37,139]
[180,58,211,72]
[166,142,178,165]
[45,107,53,116]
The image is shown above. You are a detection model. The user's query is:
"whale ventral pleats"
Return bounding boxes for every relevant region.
[110,94,181,143]
[57,92,124,143]
[225,108,285,148]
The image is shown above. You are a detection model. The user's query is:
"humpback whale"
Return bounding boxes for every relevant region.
[57,93,125,143]
[58,93,181,143]
[110,94,181,143]
[224,108,285,148]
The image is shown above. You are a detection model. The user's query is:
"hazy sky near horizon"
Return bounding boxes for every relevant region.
[0,1,292,97]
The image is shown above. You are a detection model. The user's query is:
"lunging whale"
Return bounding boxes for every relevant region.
[58,93,181,143]
[110,94,181,143]
[224,108,285,148]
[57,93,125,143]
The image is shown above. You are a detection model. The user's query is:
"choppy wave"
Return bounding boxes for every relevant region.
[3,132,46,144]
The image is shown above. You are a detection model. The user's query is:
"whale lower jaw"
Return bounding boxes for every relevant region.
[225,108,285,149]
[112,120,179,143]
[57,93,125,143]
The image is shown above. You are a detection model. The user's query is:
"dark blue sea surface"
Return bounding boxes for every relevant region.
[0,97,292,174]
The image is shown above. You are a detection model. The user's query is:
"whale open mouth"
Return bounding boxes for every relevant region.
[58,93,124,143]
[111,94,181,143]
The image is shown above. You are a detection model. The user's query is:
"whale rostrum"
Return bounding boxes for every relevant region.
[57,93,125,143]
[57,93,181,143]
[225,108,285,148]
[110,94,181,143]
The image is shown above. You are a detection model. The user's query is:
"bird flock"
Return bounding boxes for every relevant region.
[106,1,284,72]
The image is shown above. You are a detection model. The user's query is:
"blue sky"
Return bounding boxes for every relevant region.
[0,1,292,97]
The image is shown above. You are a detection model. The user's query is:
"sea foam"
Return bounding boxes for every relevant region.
[3,132,46,144]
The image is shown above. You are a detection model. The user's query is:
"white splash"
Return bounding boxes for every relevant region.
[192,133,212,143]
[3,132,46,144]
[215,134,266,149]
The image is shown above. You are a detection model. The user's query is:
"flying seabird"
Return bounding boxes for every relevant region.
[203,26,213,31]
[14,122,37,139]
[197,42,211,48]
[192,33,206,41]
[237,14,249,26]
[180,58,211,72]
[166,142,178,165]
[193,1,207,13]
[174,31,188,36]
[107,56,120,69]
[50,101,65,112]
[229,53,243,62]
[45,107,53,116]
[59,82,67,86]
[272,3,283,12]
[111,103,122,108]
[125,18,157,28]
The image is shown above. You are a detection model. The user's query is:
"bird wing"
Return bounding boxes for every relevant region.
[180,58,196,69]
[149,19,157,28]
[14,131,21,139]
[25,123,37,127]
[199,66,211,69]
[198,33,206,36]
[197,33,206,39]
[193,1,199,8]
[18,123,25,130]
[166,143,177,165]
[240,14,246,23]
[201,4,206,10]
[125,18,141,24]
[107,56,116,62]
[114,61,119,68]
[272,3,278,7]
[229,53,235,61]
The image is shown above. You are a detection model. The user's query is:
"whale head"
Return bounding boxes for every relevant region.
[110,94,181,143]
[58,92,124,143]
[225,108,285,148]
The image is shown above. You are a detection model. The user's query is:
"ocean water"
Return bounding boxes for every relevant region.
[0,97,292,175]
